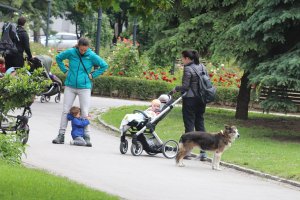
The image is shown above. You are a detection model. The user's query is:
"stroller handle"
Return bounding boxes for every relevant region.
[167,89,187,97]
[133,110,149,120]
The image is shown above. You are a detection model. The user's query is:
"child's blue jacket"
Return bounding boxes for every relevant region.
[67,114,90,139]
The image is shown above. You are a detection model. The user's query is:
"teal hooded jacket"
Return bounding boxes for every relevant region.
[56,47,108,89]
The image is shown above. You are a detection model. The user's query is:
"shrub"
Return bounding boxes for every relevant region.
[105,38,149,77]
[206,63,242,88]
[0,67,50,115]
[0,134,25,165]
[93,76,174,100]
[214,86,239,106]
[54,72,238,103]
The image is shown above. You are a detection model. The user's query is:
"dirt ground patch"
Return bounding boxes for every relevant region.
[240,118,300,142]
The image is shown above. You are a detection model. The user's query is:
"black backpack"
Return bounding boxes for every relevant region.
[0,22,19,55]
[191,64,217,104]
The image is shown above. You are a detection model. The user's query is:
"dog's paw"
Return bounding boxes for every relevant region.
[177,162,185,167]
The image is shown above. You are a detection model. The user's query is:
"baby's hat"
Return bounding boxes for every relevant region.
[5,67,16,75]
[158,94,170,103]
[151,99,161,106]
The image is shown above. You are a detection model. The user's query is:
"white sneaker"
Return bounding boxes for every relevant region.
[70,140,74,145]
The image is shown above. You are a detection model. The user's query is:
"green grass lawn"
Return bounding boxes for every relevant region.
[101,106,300,181]
[0,160,119,200]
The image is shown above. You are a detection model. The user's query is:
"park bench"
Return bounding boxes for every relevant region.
[259,86,300,112]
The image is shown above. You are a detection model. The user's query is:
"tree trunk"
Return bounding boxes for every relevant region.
[32,20,40,43]
[33,30,39,43]
[235,71,251,120]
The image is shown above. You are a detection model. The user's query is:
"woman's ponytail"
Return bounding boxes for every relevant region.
[192,50,199,65]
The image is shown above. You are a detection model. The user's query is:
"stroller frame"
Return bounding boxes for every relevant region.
[0,106,32,145]
[120,94,184,159]
[29,56,62,103]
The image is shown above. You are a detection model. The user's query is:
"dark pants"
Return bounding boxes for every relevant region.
[182,97,206,133]
[182,97,206,156]
[4,53,24,70]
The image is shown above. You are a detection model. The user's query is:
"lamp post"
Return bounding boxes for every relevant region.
[133,17,137,46]
[45,0,52,47]
[95,8,102,55]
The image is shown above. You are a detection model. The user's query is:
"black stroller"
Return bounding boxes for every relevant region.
[0,106,32,145]
[119,93,183,159]
[29,55,62,103]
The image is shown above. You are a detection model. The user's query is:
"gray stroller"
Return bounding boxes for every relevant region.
[119,93,184,159]
[29,55,62,103]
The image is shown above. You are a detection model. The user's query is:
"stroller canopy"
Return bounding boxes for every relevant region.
[30,55,52,73]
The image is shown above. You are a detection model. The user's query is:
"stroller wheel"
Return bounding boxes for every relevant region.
[120,139,128,154]
[40,96,46,103]
[145,151,158,156]
[162,140,178,159]
[45,96,50,102]
[55,96,60,103]
[130,141,143,156]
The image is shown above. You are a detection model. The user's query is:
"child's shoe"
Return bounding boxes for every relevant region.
[86,141,92,147]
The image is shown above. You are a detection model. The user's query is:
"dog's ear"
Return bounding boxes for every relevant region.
[224,124,230,130]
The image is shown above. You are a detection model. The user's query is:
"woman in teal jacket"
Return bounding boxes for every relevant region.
[52,37,108,145]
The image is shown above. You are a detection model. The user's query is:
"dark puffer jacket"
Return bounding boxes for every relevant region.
[175,62,208,98]
[16,25,32,59]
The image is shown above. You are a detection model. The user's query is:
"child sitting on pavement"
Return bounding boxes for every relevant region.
[67,106,92,147]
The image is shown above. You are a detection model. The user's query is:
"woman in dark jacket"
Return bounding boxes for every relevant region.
[174,50,207,161]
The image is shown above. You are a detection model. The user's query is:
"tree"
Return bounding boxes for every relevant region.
[77,0,174,44]
[138,0,300,119]
[237,0,300,114]
[211,0,300,118]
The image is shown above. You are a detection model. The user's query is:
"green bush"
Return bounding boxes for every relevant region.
[30,42,52,56]
[105,40,149,77]
[0,134,25,165]
[0,67,50,115]
[214,86,239,106]
[54,73,239,103]
[93,76,174,100]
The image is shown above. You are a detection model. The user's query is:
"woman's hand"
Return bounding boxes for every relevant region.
[169,88,177,95]
[89,73,93,80]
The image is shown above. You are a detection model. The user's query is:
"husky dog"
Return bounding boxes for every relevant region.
[176,125,240,170]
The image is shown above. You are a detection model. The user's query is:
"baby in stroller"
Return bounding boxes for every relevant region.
[29,55,62,103]
[119,93,180,159]
[119,99,161,133]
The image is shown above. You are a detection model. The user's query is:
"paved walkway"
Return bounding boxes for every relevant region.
[22,95,300,200]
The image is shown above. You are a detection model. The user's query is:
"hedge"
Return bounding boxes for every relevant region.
[56,73,239,104]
